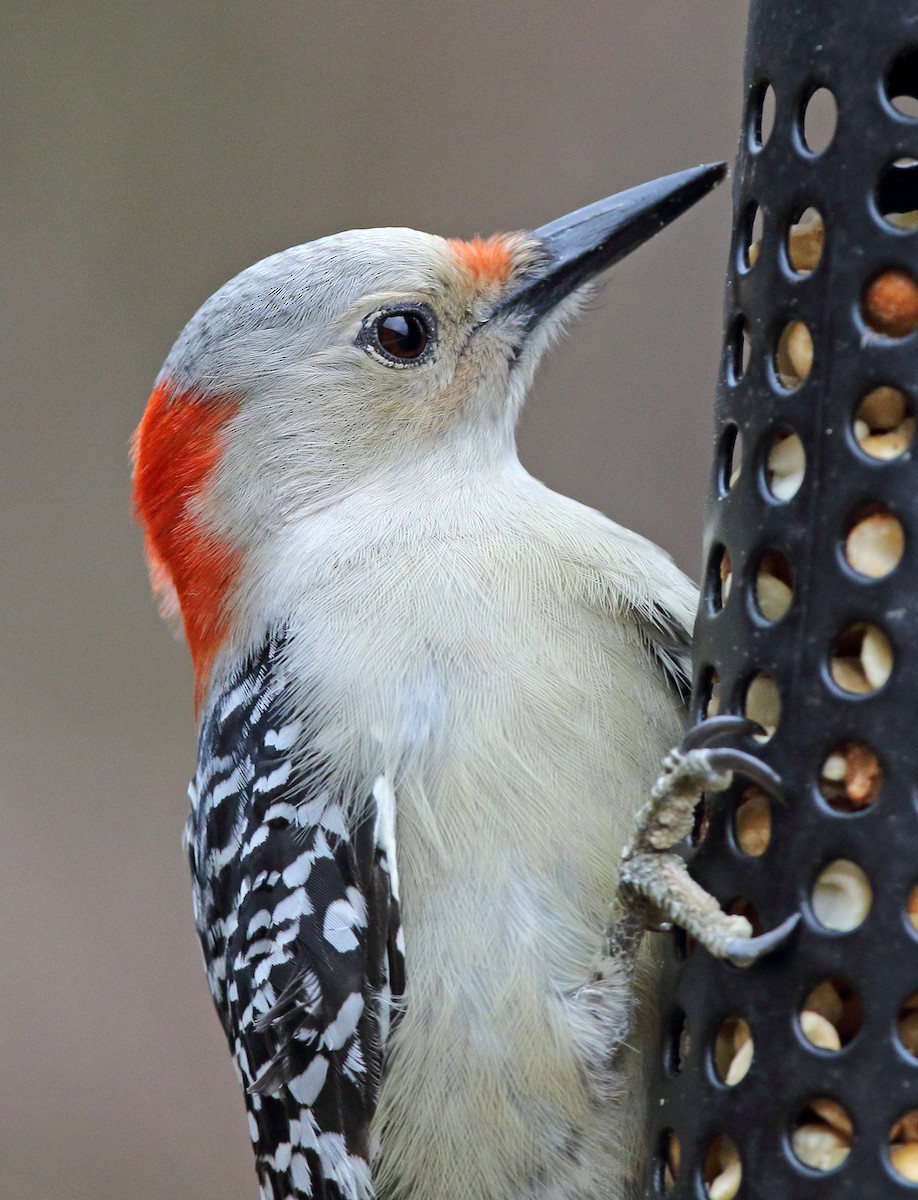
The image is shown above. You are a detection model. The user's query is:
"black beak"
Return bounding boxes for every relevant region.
[496,162,726,330]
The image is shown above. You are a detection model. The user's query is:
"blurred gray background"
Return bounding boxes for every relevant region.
[1,3,746,1196]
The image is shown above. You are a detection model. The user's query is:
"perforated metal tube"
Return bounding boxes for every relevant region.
[644,2,918,1195]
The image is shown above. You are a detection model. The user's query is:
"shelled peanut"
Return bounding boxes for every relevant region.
[890,1110,918,1181]
[811,859,872,931]
[749,211,918,383]
[714,1018,753,1086]
[800,1010,841,1052]
[704,1136,742,1200]
[755,552,792,621]
[765,432,805,500]
[818,742,882,809]
[792,1101,851,1171]
[775,320,813,387]
[734,788,771,855]
[830,623,893,694]
[845,510,904,578]
[854,385,914,459]
[863,268,918,337]
[748,208,824,272]
[744,673,780,738]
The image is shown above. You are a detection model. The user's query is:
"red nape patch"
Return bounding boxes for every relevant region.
[132,381,242,710]
[447,235,516,288]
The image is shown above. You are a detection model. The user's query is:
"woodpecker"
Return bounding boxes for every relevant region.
[133,164,793,1200]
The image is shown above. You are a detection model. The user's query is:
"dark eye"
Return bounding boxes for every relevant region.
[360,306,436,365]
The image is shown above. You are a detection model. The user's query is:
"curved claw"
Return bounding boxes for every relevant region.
[704,747,784,800]
[681,716,763,752]
[724,911,801,966]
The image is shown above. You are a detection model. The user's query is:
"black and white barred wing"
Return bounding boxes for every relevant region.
[185,634,404,1200]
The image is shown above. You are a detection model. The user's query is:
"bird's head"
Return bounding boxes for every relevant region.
[133,163,723,702]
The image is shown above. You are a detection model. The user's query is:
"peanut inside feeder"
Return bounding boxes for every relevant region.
[702,1135,742,1200]
[743,672,780,739]
[853,385,914,460]
[829,622,893,694]
[647,9,918,1197]
[811,860,872,931]
[861,268,918,338]
[774,320,813,389]
[785,207,825,274]
[754,549,792,620]
[818,742,882,810]
[889,1111,918,1182]
[800,978,864,1049]
[713,1016,753,1085]
[764,430,805,500]
[734,787,771,855]
[844,507,904,578]
[661,1129,681,1192]
[791,1098,852,1171]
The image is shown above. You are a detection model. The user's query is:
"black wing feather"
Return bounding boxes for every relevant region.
[185,631,403,1200]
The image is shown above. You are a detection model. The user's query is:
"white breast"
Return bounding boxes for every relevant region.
[237,461,691,1199]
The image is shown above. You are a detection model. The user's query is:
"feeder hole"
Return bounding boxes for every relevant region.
[719,425,743,492]
[876,158,918,230]
[727,315,752,383]
[785,206,824,275]
[862,268,918,338]
[791,1098,852,1170]
[818,742,882,811]
[889,1110,918,1182]
[707,544,732,612]
[702,1134,742,1200]
[844,506,904,578]
[734,787,771,856]
[829,622,893,694]
[660,1128,681,1192]
[774,319,813,389]
[897,991,918,1060]
[801,86,838,155]
[743,672,779,741]
[741,201,764,269]
[853,386,914,460]
[666,1008,689,1076]
[750,81,776,148]
[811,860,872,931]
[690,798,710,847]
[800,978,863,1049]
[754,549,793,621]
[713,1017,753,1086]
[886,47,918,119]
[765,430,805,500]
[697,667,721,722]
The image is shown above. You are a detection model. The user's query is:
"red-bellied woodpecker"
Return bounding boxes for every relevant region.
[133,164,795,1200]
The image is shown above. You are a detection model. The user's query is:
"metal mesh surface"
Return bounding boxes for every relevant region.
[644,1,918,1195]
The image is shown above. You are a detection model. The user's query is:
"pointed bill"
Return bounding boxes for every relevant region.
[499,162,727,328]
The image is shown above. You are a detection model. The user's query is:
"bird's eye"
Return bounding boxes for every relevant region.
[359,305,436,366]
[377,313,428,359]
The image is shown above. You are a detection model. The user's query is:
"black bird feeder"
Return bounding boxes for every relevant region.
[644,0,918,1195]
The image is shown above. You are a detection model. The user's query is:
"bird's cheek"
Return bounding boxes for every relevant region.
[409,384,469,437]
[452,340,512,409]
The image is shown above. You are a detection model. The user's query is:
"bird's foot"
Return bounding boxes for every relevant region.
[618,716,799,967]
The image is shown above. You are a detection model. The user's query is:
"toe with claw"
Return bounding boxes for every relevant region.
[618,717,799,967]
